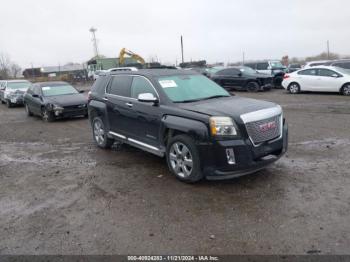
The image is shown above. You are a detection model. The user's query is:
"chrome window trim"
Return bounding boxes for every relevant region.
[104,74,160,103]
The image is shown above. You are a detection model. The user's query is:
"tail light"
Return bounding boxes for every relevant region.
[283,74,290,79]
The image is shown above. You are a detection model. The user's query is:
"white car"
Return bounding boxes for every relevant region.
[282,66,350,96]
[303,60,330,69]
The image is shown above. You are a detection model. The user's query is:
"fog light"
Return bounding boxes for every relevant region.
[226,148,235,165]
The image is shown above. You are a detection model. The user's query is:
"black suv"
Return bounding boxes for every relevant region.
[88,69,288,183]
[210,66,273,92]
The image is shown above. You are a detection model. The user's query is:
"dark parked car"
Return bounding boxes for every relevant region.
[0,80,32,107]
[24,81,88,122]
[88,69,288,183]
[210,66,273,92]
[287,63,302,73]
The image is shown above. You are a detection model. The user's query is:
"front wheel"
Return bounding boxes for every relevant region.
[288,83,300,94]
[42,107,55,122]
[166,135,203,183]
[92,117,114,149]
[246,82,260,92]
[341,84,350,96]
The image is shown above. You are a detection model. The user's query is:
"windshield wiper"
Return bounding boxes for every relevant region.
[174,95,230,103]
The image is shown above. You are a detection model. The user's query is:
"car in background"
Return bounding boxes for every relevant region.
[88,69,288,183]
[303,60,330,68]
[204,66,226,78]
[244,60,286,88]
[287,63,302,73]
[0,80,32,107]
[211,66,273,92]
[282,66,350,96]
[107,67,139,72]
[324,59,350,70]
[24,81,88,122]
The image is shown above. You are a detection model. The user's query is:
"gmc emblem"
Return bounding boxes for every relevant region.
[259,121,277,132]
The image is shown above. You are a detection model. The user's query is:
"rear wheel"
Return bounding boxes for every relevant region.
[166,134,203,183]
[92,117,114,149]
[341,84,350,96]
[246,82,260,92]
[288,82,300,94]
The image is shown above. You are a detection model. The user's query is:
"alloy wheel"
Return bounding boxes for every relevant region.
[343,85,350,96]
[289,84,299,94]
[42,109,49,121]
[93,120,105,145]
[169,142,193,178]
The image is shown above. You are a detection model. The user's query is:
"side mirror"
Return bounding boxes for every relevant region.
[32,94,39,98]
[137,93,158,104]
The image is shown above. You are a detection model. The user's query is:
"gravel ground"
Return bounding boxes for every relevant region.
[0,87,349,255]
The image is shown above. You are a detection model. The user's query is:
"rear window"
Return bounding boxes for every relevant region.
[91,75,109,95]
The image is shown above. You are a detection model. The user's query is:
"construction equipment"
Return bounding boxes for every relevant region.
[119,48,145,65]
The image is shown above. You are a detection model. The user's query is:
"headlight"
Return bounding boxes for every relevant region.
[52,104,64,111]
[209,116,237,136]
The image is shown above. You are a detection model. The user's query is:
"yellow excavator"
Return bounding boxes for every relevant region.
[119,48,145,65]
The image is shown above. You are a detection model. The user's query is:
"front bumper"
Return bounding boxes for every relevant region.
[52,108,88,118]
[199,122,288,180]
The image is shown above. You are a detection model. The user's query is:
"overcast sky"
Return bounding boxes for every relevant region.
[0,0,349,68]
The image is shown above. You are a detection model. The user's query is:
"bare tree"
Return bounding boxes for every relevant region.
[0,53,11,79]
[11,63,22,78]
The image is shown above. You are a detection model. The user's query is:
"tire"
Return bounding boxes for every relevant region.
[6,100,12,108]
[41,107,55,122]
[341,83,350,96]
[25,104,33,116]
[1,100,4,104]
[288,82,300,94]
[246,82,260,92]
[166,134,203,183]
[92,117,114,149]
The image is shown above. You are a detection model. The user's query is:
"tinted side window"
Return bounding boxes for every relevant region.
[298,69,317,76]
[318,69,338,77]
[334,62,350,69]
[131,76,156,99]
[92,75,109,95]
[108,75,133,97]
[27,86,34,94]
[34,86,41,95]
[257,63,269,70]
[245,63,256,69]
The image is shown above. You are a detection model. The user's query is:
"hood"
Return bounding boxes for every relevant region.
[178,96,278,123]
[45,93,87,107]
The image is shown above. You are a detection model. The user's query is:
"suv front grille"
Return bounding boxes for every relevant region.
[245,115,281,145]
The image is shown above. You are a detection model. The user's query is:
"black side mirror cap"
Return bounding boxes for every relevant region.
[32,94,39,98]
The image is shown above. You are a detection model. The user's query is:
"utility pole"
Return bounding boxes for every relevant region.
[89,27,99,57]
[327,40,330,59]
[242,52,245,65]
[181,35,184,64]
[31,63,34,80]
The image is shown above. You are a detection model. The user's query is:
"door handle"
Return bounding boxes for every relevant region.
[126,102,133,107]
[102,97,108,101]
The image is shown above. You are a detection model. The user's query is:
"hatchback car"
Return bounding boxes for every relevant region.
[282,66,350,95]
[24,81,88,122]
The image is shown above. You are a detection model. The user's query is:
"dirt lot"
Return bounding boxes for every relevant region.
[0,87,349,255]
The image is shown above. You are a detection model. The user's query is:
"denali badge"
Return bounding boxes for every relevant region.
[259,121,277,132]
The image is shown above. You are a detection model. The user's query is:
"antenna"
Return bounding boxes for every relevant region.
[89,27,99,57]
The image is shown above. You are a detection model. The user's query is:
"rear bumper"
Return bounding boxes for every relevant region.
[199,122,288,180]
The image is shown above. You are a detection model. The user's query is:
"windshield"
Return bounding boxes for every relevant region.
[239,66,257,75]
[158,75,229,103]
[41,84,78,97]
[7,81,31,90]
[270,61,284,68]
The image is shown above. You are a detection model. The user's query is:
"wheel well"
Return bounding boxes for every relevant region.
[163,128,197,146]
